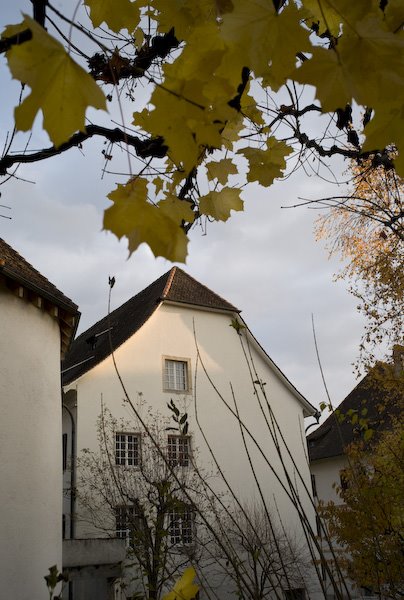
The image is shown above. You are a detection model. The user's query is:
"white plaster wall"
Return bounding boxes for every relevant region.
[68,303,315,537]
[65,302,322,598]
[0,286,62,600]
[310,456,347,505]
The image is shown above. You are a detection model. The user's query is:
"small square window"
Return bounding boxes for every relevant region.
[163,359,190,392]
[115,433,141,466]
[167,435,190,467]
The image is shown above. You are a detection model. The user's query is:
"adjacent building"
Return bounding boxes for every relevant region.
[0,238,79,600]
[307,349,404,599]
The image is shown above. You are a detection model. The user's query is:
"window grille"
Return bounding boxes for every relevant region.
[169,506,194,545]
[115,505,141,541]
[115,433,141,466]
[167,435,190,467]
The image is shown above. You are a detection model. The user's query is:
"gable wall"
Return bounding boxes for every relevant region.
[310,455,347,506]
[67,303,314,538]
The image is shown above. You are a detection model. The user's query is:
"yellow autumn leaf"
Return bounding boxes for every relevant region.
[206,159,238,185]
[362,107,404,177]
[159,194,195,224]
[199,187,243,222]
[163,566,199,600]
[219,1,310,87]
[239,139,292,187]
[4,15,106,147]
[384,0,404,32]
[293,47,352,112]
[136,91,200,171]
[104,179,188,262]
[340,16,404,106]
[302,0,375,36]
[153,0,214,40]
[84,0,140,32]
[152,176,165,196]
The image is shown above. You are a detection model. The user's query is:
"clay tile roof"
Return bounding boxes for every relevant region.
[0,238,78,313]
[0,238,79,357]
[62,267,239,385]
[162,267,239,312]
[307,359,404,462]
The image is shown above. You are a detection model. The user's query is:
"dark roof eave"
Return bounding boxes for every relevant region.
[1,264,78,314]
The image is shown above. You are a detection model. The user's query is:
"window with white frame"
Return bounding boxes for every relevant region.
[115,433,141,466]
[167,435,190,467]
[169,505,195,545]
[115,505,141,541]
[163,358,190,392]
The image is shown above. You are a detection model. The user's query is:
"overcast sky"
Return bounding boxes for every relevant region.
[0,1,370,418]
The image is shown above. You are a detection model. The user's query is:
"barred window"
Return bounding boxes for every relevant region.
[169,505,194,545]
[164,359,189,392]
[168,435,190,467]
[115,505,141,541]
[284,589,306,600]
[115,433,141,466]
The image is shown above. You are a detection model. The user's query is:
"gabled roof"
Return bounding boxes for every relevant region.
[0,238,79,356]
[307,355,404,462]
[62,267,239,385]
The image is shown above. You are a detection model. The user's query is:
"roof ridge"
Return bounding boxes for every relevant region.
[161,266,177,299]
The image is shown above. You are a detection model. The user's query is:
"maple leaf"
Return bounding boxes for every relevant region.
[338,16,404,108]
[199,187,243,221]
[239,139,292,187]
[206,158,238,185]
[293,47,352,113]
[363,106,404,177]
[158,194,195,224]
[136,91,200,172]
[4,16,106,147]
[302,0,373,36]
[219,1,310,88]
[104,179,188,262]
[84,0,140,32]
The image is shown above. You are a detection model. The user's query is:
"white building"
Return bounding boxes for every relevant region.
[62,267,321,599]
[307,350,404,599]
[0,238,79,600]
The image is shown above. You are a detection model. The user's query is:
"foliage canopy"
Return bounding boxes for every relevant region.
[1,0,404,264]
[316,157,404,365]
[320,419,404,599]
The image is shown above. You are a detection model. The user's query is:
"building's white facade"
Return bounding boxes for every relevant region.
[0,239,78,600]
[63,268,321,599]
